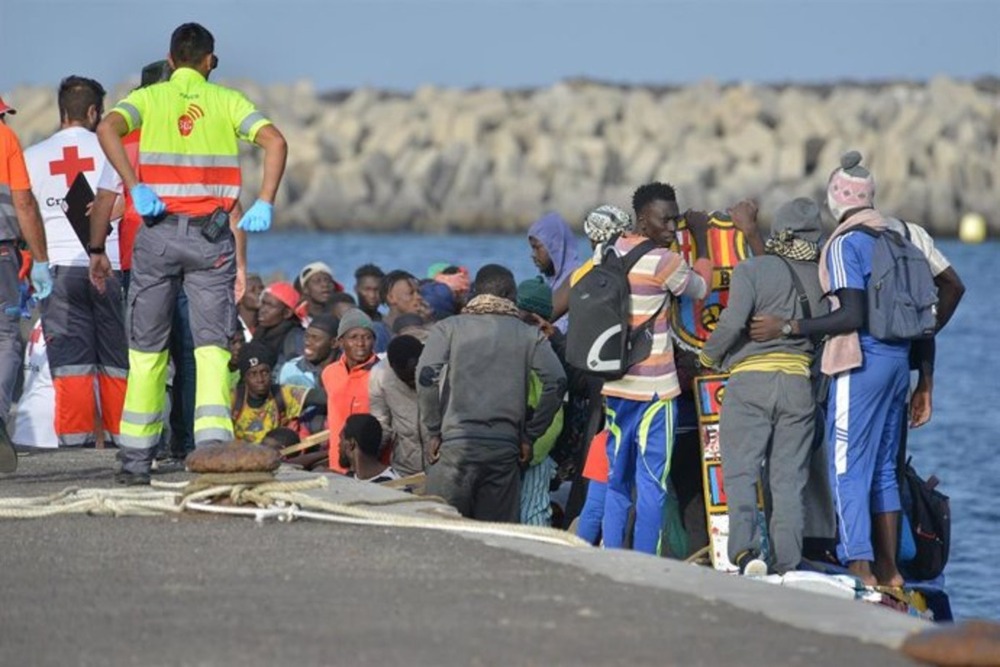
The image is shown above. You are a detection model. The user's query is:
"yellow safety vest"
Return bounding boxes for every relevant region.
[110,67,270,216]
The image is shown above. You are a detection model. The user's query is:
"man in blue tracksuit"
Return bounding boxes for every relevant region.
[752,151,924,587]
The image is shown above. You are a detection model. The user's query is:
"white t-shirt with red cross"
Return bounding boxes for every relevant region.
[24,127,120,269]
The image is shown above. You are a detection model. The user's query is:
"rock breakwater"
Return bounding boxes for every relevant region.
[6,77,997,235]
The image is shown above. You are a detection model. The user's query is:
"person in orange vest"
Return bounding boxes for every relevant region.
[0,95,52,472]
[322,309,380,473]
[95,22,287,484]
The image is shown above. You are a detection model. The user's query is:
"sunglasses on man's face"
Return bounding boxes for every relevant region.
[210,55,219,70]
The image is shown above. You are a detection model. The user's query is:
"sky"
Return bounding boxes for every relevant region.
[1,0,998,94]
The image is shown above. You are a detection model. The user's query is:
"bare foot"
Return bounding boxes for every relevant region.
[847,560,878,587]
[873,562,905,588]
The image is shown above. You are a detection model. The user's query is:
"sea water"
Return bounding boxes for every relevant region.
[251,232,1000,620]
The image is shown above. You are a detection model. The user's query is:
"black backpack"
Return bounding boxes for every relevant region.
[899,457,951,580]
[566,236,661,379]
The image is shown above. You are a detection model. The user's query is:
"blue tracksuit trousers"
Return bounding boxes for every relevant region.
[603,395,676,555]
[827,352,909,563]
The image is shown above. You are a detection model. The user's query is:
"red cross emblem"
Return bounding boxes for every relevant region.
[49,146,95,188]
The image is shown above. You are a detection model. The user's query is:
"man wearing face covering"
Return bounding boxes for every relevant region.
[527,212,580,333]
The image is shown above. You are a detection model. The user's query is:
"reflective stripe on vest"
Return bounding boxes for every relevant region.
[140,152,242,208]
[110,68,271,216]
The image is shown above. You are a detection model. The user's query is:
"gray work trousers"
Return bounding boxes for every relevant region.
[719,371,815,574]
[0,241,22,424]
[426,439,522,523]
[127,217,236,353]
[118,216,236,474]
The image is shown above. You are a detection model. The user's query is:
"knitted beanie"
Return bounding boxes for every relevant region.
[337,308,375,338]
[583,204,634,243]
[517,276,554,321]
[827,150,875,222]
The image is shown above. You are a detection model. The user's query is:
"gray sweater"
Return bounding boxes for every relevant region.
[702,254,827,371]
[417,313,567,447]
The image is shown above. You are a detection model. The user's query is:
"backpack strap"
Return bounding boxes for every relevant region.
[845,225,882,239]
[620,238,658,274]
[622,239,671,346]
[776,256,812,320]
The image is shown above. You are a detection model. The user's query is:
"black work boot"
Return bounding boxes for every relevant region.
[114,470,151,486]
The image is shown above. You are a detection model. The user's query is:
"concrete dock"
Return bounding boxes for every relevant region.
[0,449,926,666]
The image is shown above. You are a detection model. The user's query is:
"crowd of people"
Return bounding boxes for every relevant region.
[0,22,965,587]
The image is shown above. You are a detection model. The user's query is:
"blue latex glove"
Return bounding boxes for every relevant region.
[130,183,166,217]
[238,199,273,233]
[30,260,53,300]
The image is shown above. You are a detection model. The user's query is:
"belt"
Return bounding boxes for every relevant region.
[145,213,215,228]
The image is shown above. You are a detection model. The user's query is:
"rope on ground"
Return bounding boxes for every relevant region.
[0,475,588,548]
[0,487,181,519]
[684,545,711,564]
[342,494,448,507]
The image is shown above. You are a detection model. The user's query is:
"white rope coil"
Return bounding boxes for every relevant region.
[0,476,587,548]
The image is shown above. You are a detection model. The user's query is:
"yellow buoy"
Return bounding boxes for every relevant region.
[958,212,987,244]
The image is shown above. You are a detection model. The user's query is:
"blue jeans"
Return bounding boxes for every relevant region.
[168,289,196,456]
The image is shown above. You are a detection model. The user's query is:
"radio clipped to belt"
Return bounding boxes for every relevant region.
[144,207,230,242]
[201,207,230,243]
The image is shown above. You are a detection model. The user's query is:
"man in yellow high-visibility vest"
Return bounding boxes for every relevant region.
[96,22,287,484]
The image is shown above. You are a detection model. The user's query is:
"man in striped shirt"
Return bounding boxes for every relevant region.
[602,182,712,554]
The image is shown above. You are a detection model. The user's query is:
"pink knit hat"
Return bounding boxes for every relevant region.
[827,150,875,222]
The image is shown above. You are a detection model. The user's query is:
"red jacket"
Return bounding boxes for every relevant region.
[321,354,380,473]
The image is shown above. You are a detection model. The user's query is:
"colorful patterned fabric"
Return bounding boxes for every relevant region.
[232,385,308,444]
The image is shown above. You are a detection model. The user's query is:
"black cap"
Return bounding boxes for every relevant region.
[307,313,339,338]
[238,340,277,378]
